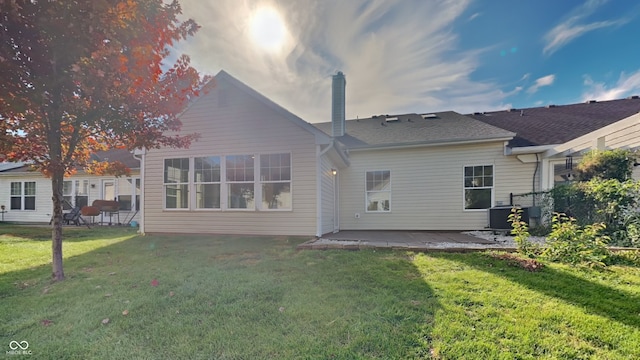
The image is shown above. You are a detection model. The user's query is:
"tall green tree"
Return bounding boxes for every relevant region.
[0,0,209,281]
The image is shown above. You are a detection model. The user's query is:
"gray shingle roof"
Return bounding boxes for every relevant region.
[313,111,515,149]
[468,97,640,147]
[0,149,139,174]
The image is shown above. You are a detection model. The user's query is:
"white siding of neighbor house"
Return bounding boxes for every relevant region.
[320,155,337,235]
[338,142,538,230]
[0,173,141,224]
[143,79,318,236]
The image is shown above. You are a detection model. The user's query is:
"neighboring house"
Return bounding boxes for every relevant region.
[468,98,640,189]
[0,149,142,224]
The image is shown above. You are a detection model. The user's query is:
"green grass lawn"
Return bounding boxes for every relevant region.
[1,224,639,359]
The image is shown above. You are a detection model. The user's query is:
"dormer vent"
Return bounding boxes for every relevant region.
[421,113,438,119]
[627,95,640,99]
[586,100,597,104]
[546,104,556,108]
[385,116,400,122]
[508,108,518,112]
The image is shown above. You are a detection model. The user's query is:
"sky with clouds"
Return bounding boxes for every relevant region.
[173,0,640,123]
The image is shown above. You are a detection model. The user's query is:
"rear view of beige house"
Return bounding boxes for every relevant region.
[4,70,638,236]
[137,71,640,236]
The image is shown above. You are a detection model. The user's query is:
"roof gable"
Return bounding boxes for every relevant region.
[314,112,514,149]
[469,97,640,147]
[206,70,332,144]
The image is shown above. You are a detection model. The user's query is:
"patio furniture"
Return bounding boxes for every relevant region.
[81,205,100,224]
[91,200,120,225]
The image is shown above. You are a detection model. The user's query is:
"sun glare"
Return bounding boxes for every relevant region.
[249,6,287,52]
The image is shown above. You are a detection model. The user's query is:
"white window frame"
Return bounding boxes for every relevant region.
[365,170,391,213]
[62,179,90,209]
[225,154,256,211]
[163,158,190,210]
[194,156,222,210]
[160,153,295,212]
[10,181,36,211]
[259,152,292,211]
[463,164,494,211]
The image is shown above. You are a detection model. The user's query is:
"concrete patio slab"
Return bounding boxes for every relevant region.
[297,230,514,252]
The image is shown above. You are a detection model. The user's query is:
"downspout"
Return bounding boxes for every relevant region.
[532,153,539,206]
[316,141,334,237]
[531,153,540,226]
[132,151,145,234]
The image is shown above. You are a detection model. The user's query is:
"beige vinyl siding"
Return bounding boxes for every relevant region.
[143,80,317,236]
[320,155,337,235]
[603,120,640,149]
[339,142,537,230]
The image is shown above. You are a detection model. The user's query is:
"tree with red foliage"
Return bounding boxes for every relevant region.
[0,0,210,281]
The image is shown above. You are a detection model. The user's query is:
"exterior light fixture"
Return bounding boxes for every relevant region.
[331,168,337,176]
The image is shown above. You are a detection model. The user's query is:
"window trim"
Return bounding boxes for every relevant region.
[462,164,494,211]
[259,152,293,211]
[225,154,256,211]
[163,157,191,211]
[364,169,391,213]
[10,181,36,211]
[161,153,295,212]
[193,156,222,211]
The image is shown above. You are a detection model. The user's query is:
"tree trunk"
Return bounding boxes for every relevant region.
[51,168,65,281]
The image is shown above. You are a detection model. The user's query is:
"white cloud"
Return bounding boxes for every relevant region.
[582,70,640,100]
[543,0,628,55]
[173,0,516,122]
[527,74,555,94]
[468,12,482,21]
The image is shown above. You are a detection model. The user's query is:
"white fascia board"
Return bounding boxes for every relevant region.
[506,144,558,156]
[347,136,514,152]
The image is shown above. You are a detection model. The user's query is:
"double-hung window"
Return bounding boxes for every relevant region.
[75,180,89,208]
[62,181,73,210]
[10,181,36,210]
[164,158,189,209]
[464,165,493,210]
[194,156,221,209]
[226,155,255,209]
[260,153,291,210]
[366,170,391,212]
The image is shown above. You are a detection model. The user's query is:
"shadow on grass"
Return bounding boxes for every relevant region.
[430,252,640,329]
[0,223,137,242]
[1,234,441,358]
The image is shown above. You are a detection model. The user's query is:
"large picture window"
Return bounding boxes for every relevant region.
[195,156,221,209]
[260,153,291,210]
[464,165,493,210]
[366,170,391,212]
[164,158,189,209]
[226,155,255,209]
[10,181,36,210]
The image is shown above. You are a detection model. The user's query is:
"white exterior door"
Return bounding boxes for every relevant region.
[102,180,115,201]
